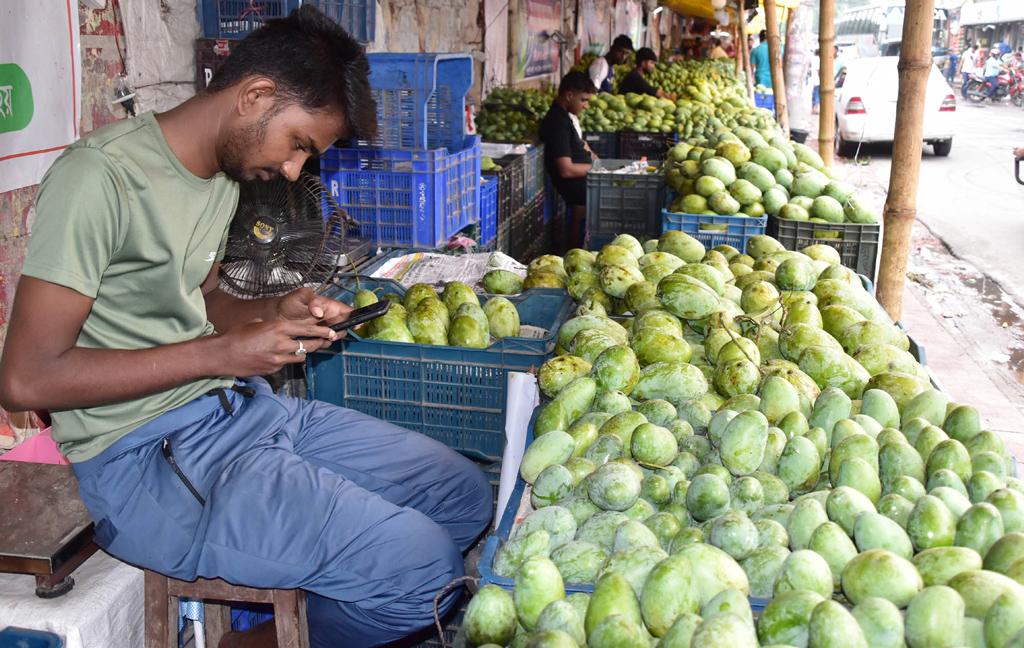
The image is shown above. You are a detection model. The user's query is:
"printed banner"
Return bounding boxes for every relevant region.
[0,1,81,193]
[512,0,561,81]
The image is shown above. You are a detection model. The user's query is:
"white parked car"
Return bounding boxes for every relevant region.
[835,56,956,157]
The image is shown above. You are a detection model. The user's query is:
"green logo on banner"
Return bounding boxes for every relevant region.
[0,63,34,133]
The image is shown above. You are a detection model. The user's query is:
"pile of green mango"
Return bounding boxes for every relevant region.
[349,281,520,348]
[663,126,878,224]
[458,231,1024,647]
[477,87,556,143]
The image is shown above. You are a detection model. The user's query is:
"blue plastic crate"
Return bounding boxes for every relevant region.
[360,53,473,151]
[477,406,770,611]
[321,136,481,249]
[198,0,298,39]
[662,209,767,252]
[0,628,63,648]
[479,176,499,247]
[754,91,776,113]
[522,145,545,203]
[305,0,375,42]
[306,276,573,460]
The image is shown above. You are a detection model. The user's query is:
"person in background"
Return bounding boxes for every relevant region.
[984,47,1006,99]
[539,71,598,253]
[945,49,959,86]
[588,34,634,93]
[619,47,675,99]
[750,30,772,88]
[1009,50,1023,71]
[723,35,736,58]
[810,48,821,114]
[709,37,728,59]
[960,43,979,98]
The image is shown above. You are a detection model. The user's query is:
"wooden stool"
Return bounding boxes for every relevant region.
[144,570,309,648]
[0,462,97,597]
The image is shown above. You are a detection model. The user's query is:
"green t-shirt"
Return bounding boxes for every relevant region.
[22,111,238,462]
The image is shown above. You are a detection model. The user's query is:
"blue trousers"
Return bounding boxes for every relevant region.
[71,378,493,647]
[987,75,999,97]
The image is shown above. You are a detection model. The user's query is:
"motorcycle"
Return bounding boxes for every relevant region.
[965,68,1024,105]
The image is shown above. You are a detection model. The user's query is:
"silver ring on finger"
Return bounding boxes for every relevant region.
[295,339,307,356]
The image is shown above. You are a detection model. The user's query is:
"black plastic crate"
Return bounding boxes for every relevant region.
[483,153,526,224]
[495,220,511,255]
[583,131,618,159]
[585,160,665,245]
[767,216,881,282]
[619,131,674,161]
[523,144,545,203]
[509,193,545,261]
[194,38,236,92]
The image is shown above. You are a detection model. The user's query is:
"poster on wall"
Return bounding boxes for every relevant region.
[0,1,81,194]
[614,0,643,52]
[512,0,561,81]
[579,0,611,56]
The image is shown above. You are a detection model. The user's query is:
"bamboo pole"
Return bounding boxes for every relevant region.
[818,0,836,166]
[735,21,743,77]
[876,0,935,319]
[763,0,789,135]
[737,0,754,98]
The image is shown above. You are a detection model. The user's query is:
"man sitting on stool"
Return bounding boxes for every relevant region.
[539,71,598,253]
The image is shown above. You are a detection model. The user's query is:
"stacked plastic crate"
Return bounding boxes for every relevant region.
[319,53,482,249]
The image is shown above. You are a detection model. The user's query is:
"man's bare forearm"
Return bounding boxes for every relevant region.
[0,336,226,412]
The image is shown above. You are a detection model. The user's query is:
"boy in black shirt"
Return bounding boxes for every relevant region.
[620,47,676,100]
[538,71,598,251]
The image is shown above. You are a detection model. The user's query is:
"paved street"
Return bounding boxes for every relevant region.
[841,99,1024,302]
[830,98,1024,454]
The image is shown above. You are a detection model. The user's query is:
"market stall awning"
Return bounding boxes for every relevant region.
[662,0,800,24]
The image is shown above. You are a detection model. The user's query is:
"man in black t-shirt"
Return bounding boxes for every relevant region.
[538,71,598,251]
[619,47,673,99]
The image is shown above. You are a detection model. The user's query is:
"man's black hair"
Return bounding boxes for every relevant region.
[759,30,768,41]
[636,47,658,64]
[558,70,598,96]
[207,4,377,141]
[612,34,635,51]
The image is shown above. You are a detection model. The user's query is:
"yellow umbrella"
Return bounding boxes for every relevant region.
[661,0,798,23]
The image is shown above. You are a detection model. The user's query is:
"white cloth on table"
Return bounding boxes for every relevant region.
[0,551,143,648]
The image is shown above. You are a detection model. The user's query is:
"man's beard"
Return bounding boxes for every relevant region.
[219,111,273,183]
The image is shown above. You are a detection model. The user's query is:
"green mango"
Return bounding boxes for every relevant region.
[587,461,642,512]
[758,376,801,425]
[707,510,758,561]
[809,520,859,589]
[787,497,829,551]
[550,540,606,585]
[690,612,758,648]
[576,511,629,551]
[534,600,586,645]
[829,433,880,485]
[602,546,668,597]
[927,438,973,483]
[599,411,647,447]
[640,554,699,637]
[686,473,731,522]
[903,389,951,427]
[719,410,770,476]
[956,502,1005,557]
[632,361,708,403]
[827,486,877,535]
[852,597,905,648]
[755,518,789,548]
[860,389,901,429]
[905,586,966,648]
[808,387,853,439]
[948,569,1024,619]
[878,493,915,527]
[659,612,703,648]
[755,472,792,506]
[837,457,883,504]
[630,423,677,467]
[591,345,640,395]
[985,533,1024,574]
[554,376,597,422]
[658,273,721,320]
[842,548,923,607]
[943,405,982,443]
[532,465,575,508]
[514,556,565,630]
[908,494,958,551]
[880,441,926,492]
[970,470,1006,503]
[585,571,643,637]
[538,355,593,398]
[741,545,790,598]
[521,431,575,484]
[757,589,824,647]
[592,390,632,415]
[854,512,913,558]
[674,542,751,606]
[984,589,1024,648]
[809,599,869,647]
[729,476,766,517]
[464,584,518,646]
[773,549,834,598]
[911,545,983,587]
[988,489,1024,533]
[867,371,929,413]
[568,329,615,364]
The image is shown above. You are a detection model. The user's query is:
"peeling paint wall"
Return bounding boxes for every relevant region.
[0,2,127,430]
